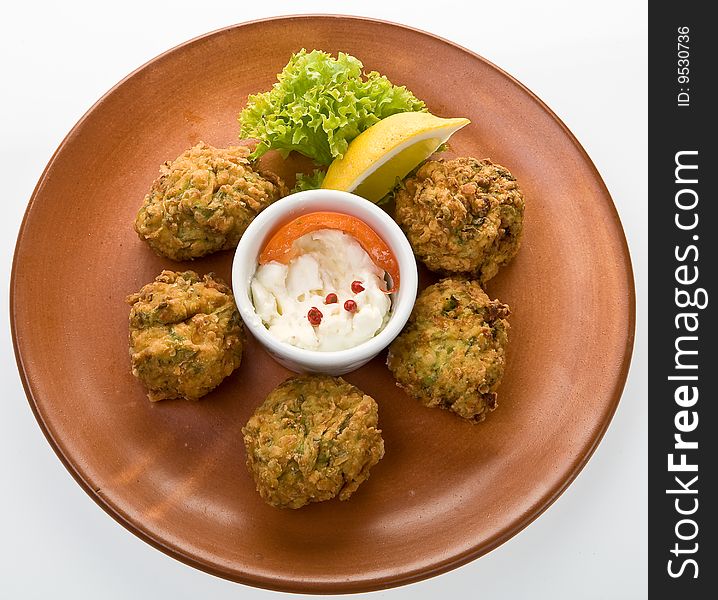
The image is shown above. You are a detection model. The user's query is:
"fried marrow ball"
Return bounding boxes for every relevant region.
[395,157,524,282]
[242,375,385,509]
[134,142,286,260]
[127,270,244,401]
[387,278,510,422]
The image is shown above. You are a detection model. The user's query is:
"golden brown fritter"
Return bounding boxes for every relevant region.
[387,278,510,422]
[395,157,524,282]
[127,270,243,401]
[134,142,286,261]
[242,375,385,509]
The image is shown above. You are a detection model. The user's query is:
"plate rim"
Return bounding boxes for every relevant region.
[10,14,636,594]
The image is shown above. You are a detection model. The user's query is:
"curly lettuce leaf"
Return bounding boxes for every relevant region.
[239,49,426,165]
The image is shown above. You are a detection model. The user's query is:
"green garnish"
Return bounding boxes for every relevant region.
[239,49,426,165]
[293,169,326,192]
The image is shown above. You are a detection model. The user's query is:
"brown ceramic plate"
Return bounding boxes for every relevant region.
[11,15,634,594]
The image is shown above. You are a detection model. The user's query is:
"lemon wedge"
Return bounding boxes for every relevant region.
[321,112,470,202]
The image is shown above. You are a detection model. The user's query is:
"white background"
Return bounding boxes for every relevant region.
[0,1,647,598]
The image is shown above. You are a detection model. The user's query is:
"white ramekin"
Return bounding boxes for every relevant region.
[232,189,418,375]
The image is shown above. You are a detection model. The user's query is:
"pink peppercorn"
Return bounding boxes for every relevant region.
[307,307,323,326]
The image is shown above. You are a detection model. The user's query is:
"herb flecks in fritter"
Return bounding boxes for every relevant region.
[127,270,244,401]
[395,157,525,282]
[135,143,286,261]
[242,375,385,509]
[387,279,510,422]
